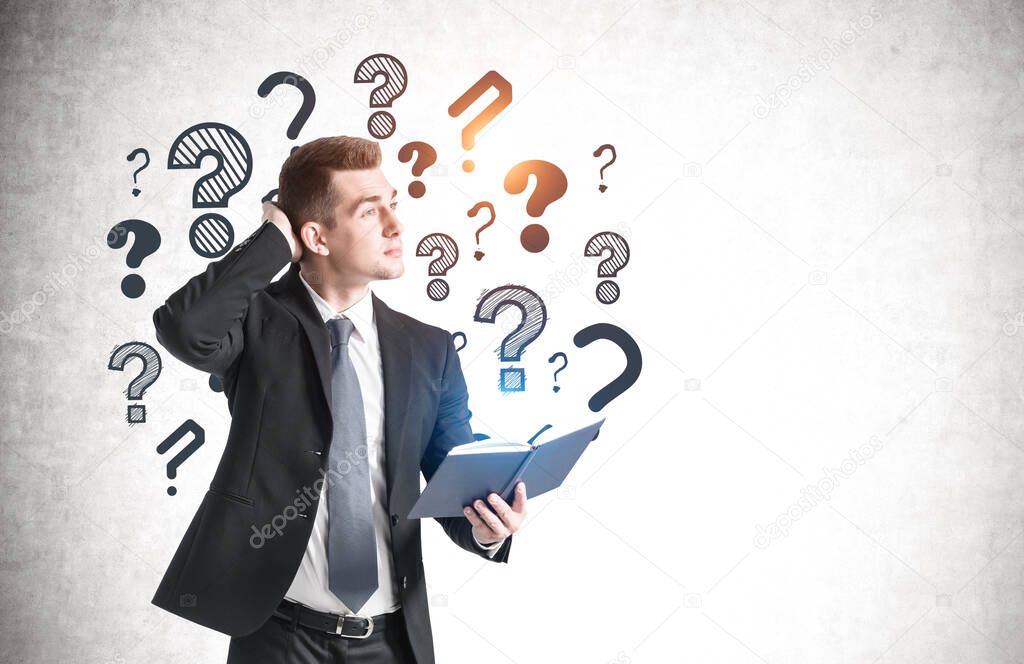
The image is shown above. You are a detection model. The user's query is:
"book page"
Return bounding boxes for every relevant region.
[449,440,529,455]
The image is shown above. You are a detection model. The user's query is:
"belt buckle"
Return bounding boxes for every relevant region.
[336,614,374,639]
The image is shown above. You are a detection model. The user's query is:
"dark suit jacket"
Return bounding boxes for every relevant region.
[150,221,511,663]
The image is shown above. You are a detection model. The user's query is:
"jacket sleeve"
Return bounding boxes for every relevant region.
[152,222,293,377]
[421,331,512,564]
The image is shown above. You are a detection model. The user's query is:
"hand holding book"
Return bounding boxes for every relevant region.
[464,480,528,545]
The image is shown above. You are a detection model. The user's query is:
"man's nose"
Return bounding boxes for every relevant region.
[384,208,403,237]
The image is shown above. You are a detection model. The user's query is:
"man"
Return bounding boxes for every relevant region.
[151,136,527,663]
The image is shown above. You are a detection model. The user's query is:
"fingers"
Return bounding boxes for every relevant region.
[462,505,496,537]
[512,481,527,513]
[465,499,510,538]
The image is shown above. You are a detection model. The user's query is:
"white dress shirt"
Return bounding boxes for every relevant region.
[284,268,503,616]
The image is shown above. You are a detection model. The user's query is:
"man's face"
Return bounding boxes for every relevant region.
[317,167,404,285]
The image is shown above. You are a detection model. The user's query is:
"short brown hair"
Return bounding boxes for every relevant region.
[277,136,381,232]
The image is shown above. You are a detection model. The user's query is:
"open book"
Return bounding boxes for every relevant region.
[408,417,606,519]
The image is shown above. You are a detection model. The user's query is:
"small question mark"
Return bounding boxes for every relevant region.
[467,201,495,260]
[584,231,631,304]
[593,144,616,192]
[354,53,408,139]
[398,141,437,198]
[107,341,162,423]
[503,160,568,253]
[157,419,205,496]
[473,285,548,392]
[448,71,513,172]
[452,331,467,353]
[126,148,150,197]
[416,233,459,301]
[257,71,316,140]
[107,219,161,298]
[573,323,642,411]
[548,351,568,393]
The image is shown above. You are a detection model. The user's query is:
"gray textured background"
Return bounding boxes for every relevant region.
[2,1,1023,662]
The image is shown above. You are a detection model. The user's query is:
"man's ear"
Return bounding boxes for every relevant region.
[298,221,326,256]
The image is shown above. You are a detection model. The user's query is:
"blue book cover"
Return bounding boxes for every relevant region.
[408,417,606,519]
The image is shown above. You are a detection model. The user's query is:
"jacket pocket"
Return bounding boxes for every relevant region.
[208,487,254,506]
[243,383,269,495]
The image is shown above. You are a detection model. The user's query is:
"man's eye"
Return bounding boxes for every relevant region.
[390,201,398,210]
[363,208,377,217]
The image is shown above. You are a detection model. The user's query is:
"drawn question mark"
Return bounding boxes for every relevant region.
[257,72,314,204]
[593,144,616,192]
[503,160,568,253]
[473,285,547,392]
[257,71,316,140]
[167,122,253,208]
[354,53,408,139]
[168,122,251,258]
[398,141,437,198]
[548,351,568,393]
[467,201,495,260]
[107,219,161,298]
[107,341,162,423]
[157,419,205,496]
[416,233,459,301]
[573,323,642,411]
[126,148,150,197]
[448,70,513,172]
[452,331,467,353]
[584,231,631,304]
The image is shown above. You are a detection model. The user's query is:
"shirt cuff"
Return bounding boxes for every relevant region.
[471,530,506,557]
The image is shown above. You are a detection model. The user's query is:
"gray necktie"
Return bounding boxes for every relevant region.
[325,317,378,612]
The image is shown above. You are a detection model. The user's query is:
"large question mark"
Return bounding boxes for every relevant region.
[257,72,315,204]
[573,323,642,411]
[168,122,251,259]
[257,71,316,140]
[584,231,631,304]
[126,148,150,197]
[467,201,495,260]
[448,71,513,172]
[107,341,162,423]
[473,285,547,392]
[548,351,568,393]
[167,122,253,208]
[593,144,617,192]
[107,219,161,298]
[354,53,408,139]
[503,160,568,253]
[157,419,205,496]
[398,141,437,198]
[416,233,459,301]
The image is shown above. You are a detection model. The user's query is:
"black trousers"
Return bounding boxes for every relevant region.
[226,607,418,664]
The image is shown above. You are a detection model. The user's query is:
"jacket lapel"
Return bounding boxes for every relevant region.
[273,263,413,510]
[274,263,333,413]
[373,292,413,511]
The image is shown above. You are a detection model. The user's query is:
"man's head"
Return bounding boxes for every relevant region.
[277,136,403,288]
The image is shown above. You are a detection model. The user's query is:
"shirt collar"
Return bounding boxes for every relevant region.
[297,269,375,343]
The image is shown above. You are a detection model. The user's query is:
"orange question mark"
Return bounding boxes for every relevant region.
[448,71,512,172]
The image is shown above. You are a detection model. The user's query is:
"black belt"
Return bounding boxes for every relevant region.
[273,598,400,639]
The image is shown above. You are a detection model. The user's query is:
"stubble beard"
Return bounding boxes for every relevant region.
[371,258,404,281]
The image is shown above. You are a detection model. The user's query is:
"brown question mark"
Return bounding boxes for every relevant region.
[398,141,437,198]
[593,144,616,192]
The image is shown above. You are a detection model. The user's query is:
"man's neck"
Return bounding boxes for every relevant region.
[299,262,370,314]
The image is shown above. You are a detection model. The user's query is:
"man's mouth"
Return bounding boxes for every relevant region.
[384,247,402,257]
